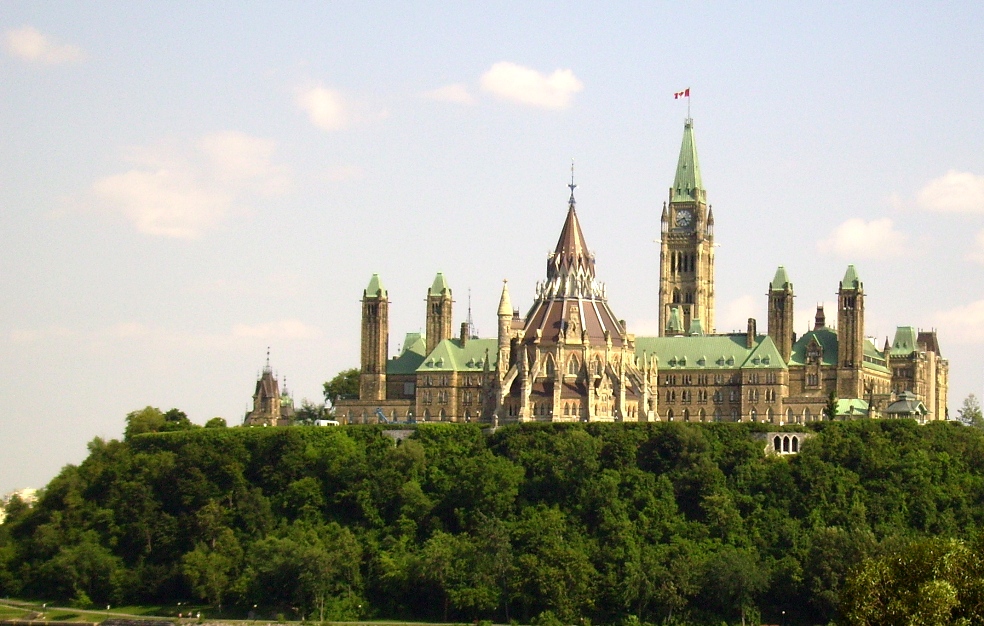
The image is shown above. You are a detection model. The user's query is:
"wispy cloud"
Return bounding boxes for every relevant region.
[935,300,984,344]
[422,83,476,105]
[298,86,351,131]
[480,62,583,110]
[4,25,85,64]
[817,218,908,258]
[968,230,984,264]
[92,132,290,239]
[917,171,984,214]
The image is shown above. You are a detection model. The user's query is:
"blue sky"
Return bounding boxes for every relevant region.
[2,2,983,493]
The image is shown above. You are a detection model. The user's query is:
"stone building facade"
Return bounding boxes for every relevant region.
[334,118,949,425]
[243,355,295,426]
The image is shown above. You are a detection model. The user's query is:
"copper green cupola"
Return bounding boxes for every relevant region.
[671,118,705,204]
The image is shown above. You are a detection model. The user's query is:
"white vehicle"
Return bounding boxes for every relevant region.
[314,419,340,426]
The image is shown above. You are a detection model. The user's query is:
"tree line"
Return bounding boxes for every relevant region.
[4,415,984,624]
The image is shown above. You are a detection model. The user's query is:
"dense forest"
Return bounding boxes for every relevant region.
[4,418,984,625]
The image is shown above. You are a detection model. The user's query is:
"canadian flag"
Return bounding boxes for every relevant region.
[674,88,690,99]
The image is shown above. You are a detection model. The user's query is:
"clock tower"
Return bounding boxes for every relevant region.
[659,118,715,335]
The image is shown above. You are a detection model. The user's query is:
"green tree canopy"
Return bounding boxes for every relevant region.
[957,393,982,427]
[323,368,360,406]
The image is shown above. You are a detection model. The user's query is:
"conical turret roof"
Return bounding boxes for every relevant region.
[770,266,792,292]
[365,273,386,297]
[429,272,450,296]
[548,199,595,280]
[841,265,861,289]
[671,118,704,204]
[497,280,512,316]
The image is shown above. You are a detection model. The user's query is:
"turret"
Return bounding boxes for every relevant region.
[360,274,388,402]
[497,280,512,379]
[837,265,864,368]
[837,265,865,399]
[768,266,794,362]
[426,272,453,354]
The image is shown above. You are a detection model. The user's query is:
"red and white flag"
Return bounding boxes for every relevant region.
[674,88,690,99]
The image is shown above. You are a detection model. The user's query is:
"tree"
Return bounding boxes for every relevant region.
[293,400,328,425]
[825,390,839,421]
[840,536,984,625]
[204,417,227,428]
[323,368,360,407]
[957,394,983,427]
[182,528,244,607]
[124,406,166,439]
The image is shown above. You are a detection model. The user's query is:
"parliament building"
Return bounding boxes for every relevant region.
[335,119,948,425]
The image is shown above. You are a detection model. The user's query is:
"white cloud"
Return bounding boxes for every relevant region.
[917,171,984,214]
[298,86,350,131]
[4,25,84,64]
[423,83,476,105]
[935,300,984,344]
[197,132,290,194]
[92,132,290,238]
[968,230,984,264]
[480,62,583,110]
[817,218,908,258]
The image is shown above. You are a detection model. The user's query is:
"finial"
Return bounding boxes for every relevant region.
[568,158,576,203]
[264,347,271,373]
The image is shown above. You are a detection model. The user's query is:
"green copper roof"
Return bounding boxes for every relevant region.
[790,328,838,366]
[886,391,928,416]
[386,333,427,375]
[429,272,450,296]
[862,339,890,373]
[841,265,861,289]
[666,306,684,334]
[770,266,792,292]
[365,273,386,297]
[419,338,497,372]
[688,318,705,336]
[891,326,919,356]
[835,398,869,417]
[671,119,704,204]
[634,334,787,370]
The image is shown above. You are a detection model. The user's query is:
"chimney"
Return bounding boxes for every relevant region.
[814,305,826,330]
[460,321,468,345]
[746,318,757,348]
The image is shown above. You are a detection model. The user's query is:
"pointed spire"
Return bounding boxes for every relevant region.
[365,273,386,297]
[569,158,577,205]
[770,266,792,292]
[671,118,704,204]
[498,280,512,316]
[841,265,861,289]
[264,347,272,373]
[549,185,595,280]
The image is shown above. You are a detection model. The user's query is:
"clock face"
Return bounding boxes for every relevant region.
[676,209,693,228]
